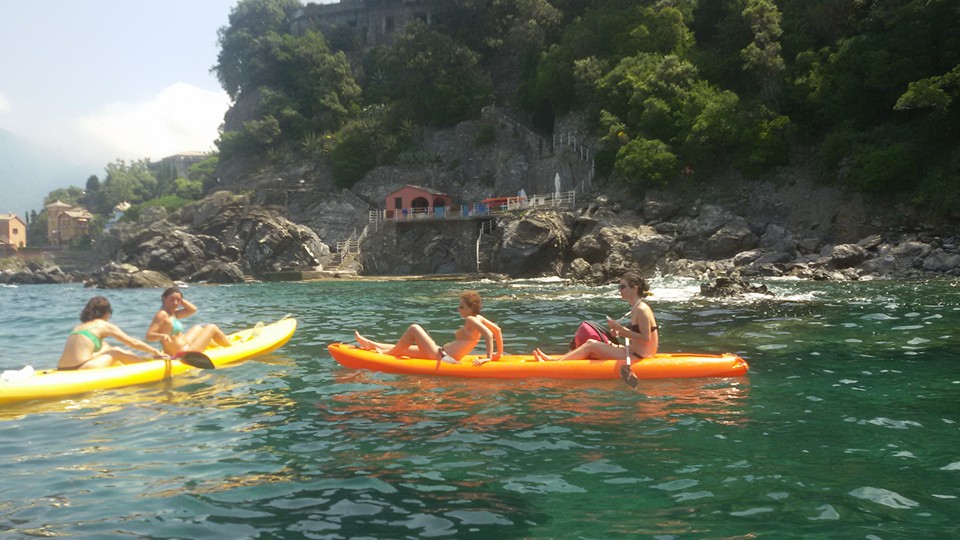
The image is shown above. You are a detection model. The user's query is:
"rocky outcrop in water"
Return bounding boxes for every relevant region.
[84,263,174,289]
[0,260,78,285]
[93,191,332,286]
[480,198,960,284]
[698,275,772,297]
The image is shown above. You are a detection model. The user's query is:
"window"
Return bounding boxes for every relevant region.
[394,197,403,209]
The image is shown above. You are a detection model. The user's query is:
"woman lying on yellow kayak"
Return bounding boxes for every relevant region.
[58,296,166,370]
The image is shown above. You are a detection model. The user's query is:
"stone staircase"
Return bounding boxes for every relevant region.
[330,226,368,271]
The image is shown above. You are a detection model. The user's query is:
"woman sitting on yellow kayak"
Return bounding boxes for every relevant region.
[58,296,166,370]
[146,287,231,356]
[355,290,503,365]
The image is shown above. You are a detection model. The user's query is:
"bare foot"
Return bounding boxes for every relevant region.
[532,348,551,362]
[355,331,376,351]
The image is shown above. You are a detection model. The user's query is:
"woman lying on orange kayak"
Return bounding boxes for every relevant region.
[355,290,503,365]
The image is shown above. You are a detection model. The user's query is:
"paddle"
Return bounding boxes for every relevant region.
[620,337,639,388]
[175,351,215,370]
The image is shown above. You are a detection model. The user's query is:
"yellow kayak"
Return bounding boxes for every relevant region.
[0,318,297,405]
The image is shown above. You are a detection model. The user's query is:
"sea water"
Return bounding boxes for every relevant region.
[0,277,959,538]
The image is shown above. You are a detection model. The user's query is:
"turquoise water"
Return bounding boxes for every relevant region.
[1,277,959,538]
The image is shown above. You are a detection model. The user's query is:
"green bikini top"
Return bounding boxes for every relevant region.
[70,328,103,352]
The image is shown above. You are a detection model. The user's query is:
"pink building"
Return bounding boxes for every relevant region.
[385,185,453,218]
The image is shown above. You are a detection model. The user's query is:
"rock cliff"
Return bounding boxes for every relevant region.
[91,191,331,286]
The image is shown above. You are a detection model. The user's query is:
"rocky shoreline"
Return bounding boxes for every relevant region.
[483,199,960,285]
[3,182,959,289]
[2,191,333,288]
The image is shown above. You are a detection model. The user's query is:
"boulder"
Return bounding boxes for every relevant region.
[698,275,772,297]
[829,244,869,268]
[759,224,798,254]
[495,210,573,276]
[705,217,759,259]
[86,263,173,289]
[922,250,960,274]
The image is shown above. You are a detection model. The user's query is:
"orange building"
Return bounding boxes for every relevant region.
[46,200,93,245]
[0,213,27,255]
[384,185,453,218]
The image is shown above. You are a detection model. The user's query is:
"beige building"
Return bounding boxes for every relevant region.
[46,200,93,246]
[0,213,27,255]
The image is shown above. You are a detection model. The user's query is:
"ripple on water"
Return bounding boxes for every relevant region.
[849,487,919,509]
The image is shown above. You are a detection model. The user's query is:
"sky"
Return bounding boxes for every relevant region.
[0,0,240,164]
[0,0,333,215]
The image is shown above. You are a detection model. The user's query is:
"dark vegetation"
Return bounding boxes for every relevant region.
[211,0,960,222]
[34,0,960,245]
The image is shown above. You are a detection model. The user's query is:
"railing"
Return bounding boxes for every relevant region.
[476,220,495,273]
[368,190,577,223]
[553,132,595,188]
[336,225,367,256]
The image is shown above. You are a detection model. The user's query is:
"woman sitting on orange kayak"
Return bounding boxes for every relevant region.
[146,287,231,356]
[58,296,166,370]
[355,290,503,365]
[533,273,658,362]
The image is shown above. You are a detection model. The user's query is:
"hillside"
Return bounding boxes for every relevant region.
[210,0,960,230]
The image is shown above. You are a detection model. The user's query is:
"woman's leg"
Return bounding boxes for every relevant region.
[356,325,440,358]
[535,340,624,361]
[186,324,230,351]
[355,331,396,353]
[78,345,149,369]
[384,324,439,359]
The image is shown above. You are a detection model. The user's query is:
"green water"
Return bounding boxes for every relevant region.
[1,278,959,538]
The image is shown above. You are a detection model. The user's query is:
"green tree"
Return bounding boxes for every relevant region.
[98,160,158,213]
[174,178,203,200]
[44,186,86,207]
[741,0,785,108]
[367,22,492,127]
[85,175,100,193]
[214,0,302,100]
[187,155,221,193]
[427,0,562,60]
[215,10,361,161]
[615,138,678,189]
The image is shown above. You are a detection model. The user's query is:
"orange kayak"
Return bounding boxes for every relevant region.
[327,343,748,380]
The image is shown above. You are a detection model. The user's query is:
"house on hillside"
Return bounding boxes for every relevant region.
[46,200,93,246]
[104,201,131,232]
[0,213,27,255]
[385,185,453,218]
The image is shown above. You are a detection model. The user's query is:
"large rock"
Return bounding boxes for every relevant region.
[86,263,173,289]
[922,250,960,274]
[704,217,759,259]
[495,210,573,276]
[699,275,772,297]
[828,244,869,268]
[95,191,331,283]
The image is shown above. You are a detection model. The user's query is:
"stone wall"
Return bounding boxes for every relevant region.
[360,218,487,275]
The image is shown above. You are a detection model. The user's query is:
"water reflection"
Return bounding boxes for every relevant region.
[323,374,751,434]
